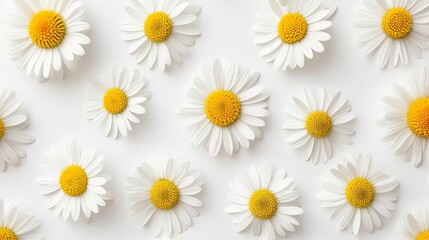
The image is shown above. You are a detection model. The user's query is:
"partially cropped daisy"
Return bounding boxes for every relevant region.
[0,199,43,240]
[177,59,269,157]
[253,0,335,70]
[121,0,201,71]
[85,67,151,138]
[36,138,112,222]
[318,153,399,235]
[399,207,429,240]
[0,0,91,81]
[125,155,203,237]
[355,0,429,68]
[226,165,303,240]
[379,68,429,167]
[0,87,35,172]
[282,87,355,164]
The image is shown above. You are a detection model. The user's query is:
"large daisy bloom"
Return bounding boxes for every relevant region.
[0,199,43,240]
[36,138,112,222]
[225,165,303,240]
[399,207,429,240]
[282,87,355,164]
[177,59,269,157]
[318,153,399,235]
[0,0,91,81]
[0,87,35,172]
[85,66,151,138]
[379,68,429,167]
[121,0,201,71]
[355,0,429,68]
[125,155,203,237]
[253,0,335,70]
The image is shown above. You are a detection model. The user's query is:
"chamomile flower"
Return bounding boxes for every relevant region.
[318,153,399,235]
[399,207,429,240]
[85,67,151,138]
[121,0,201,71]
[0,0,91,81]
[125,155,203,237]
[379,68,429,167]
[226,165,303,240]
[177,59,269,157]
[355,0,429,68]
[253,0,335,70]
[282,87,355,164]
[0,87,35,172]
[36,138,112,222]
[0,199,43,240]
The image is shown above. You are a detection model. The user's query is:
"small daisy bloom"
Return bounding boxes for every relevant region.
[177,59,269,157]
[253,0,336,70]
[399,207,429,240]
[0,199,43,240]
[379,68,429,167]
[85,66,151,138]
[125,155,203,237]
[0,0,91,81]
[225,165,303,240]
[318,153,399,235]
[282,87,355,164]
[36,138,112,222]
[0,87,35,172]
[121,0,201,71]
[355,0,429,68]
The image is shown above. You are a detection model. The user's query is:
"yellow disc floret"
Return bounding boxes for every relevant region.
[305,111,333,138]
[205,90,241,127]
[144,12,173,43]
[278,13,308,44]
[248,189,278,219]
[382,8,413,39]
[0,118,5,139]
[59,165,88,197]
[345,177,375,209]
[28,10,66,49]
[407,97,429,138]
[150,179,180,210]
[0,227,17,240]
[103,88,128,114]
[416,230,429,240]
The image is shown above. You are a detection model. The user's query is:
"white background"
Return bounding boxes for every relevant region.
[0,0,429,239]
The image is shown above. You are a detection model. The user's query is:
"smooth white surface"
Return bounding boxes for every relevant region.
[0,0,429,239]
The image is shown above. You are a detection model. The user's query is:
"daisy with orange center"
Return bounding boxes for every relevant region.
[399,207,429,240]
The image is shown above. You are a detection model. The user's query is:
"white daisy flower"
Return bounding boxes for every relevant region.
[0,87,35,172]
[0,0,91,81]
[355,0,429,68]
[399,207,429,240]
[282,87,355,164]
[85,66,151,138]
[225,165,303,240]
[121,0,201,71]
[36,138,112,222]
[253,0,335,70]
[125,155,203,237]
[177,59,269,157]
[0,199,43,240]
[318,153,399,235]
[379,68,429,167]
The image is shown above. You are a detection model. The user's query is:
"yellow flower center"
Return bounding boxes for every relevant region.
[248,189,278,220]
[103,88,128,114]
[416,230,429,240]
[144,12,173,43]
[278,13,308,44]
[382,8,413,39]
[28,10,66,49]
[305,111,332,138]
[204,90,241,127]
[345,177,375,208]
[407,97,429,138]
[59,165,88,197]
[0,118,5,139]
[150,179,180,210]
[0,227,17,240]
